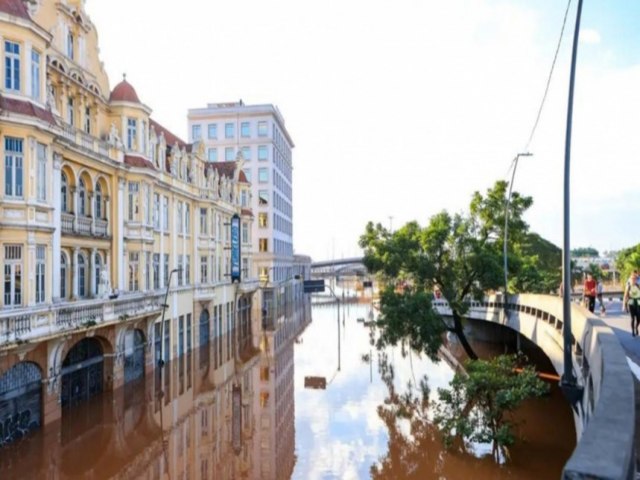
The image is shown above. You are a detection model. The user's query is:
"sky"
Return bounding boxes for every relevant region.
[86,0,640,261]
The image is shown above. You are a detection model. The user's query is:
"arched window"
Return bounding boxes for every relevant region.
[78,254,86,298]
[78,178,86,216]
[60,253,67,299]
[95,182,102,219]
[94,252,102,296]
[61,172,68,212]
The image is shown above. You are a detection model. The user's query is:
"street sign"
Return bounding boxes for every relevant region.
[303,279,325,293]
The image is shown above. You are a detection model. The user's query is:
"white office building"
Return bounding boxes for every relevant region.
[187,102,295,284]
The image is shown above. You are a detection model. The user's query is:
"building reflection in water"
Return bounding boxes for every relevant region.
[0,299,312,480]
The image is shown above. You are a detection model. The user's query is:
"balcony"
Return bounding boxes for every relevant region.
[57,123,119,163]
[61,212,110,238]
[194,284,216,302]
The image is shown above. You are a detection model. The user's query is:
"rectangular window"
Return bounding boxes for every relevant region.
[84,106,91,134]
[36,143,46,202]
[192,124,202,141]
[257,121,268,137]
[164,254,169,287]
[179,315,184,356]
[127,182,139,221]
[242,222,249,244]
[259,238,268,252]
[258,190,269,206]
[258,145,268,161]
[185,255,191,285]
[207,123,217,139]
[31,50,40,100]
[200,208,207,235]
[4,41,20,92]
[225,123,234,138]
[241,190,248,207]
[177,201,183,233]
[35,245,45,304]
[258,168,268,183]
[241,122,250,138]
[67,31,74,59]
[144,252,151,291]
[243,169,251,183]
[207,148,217,162]
[177,255,184,286]
[258,212,268,228]
[128,252,139,291]
[4,245,22,306]
[225,147,234,161]
[162,196,169,230]
[4,137,23,198]
[153,253,160,290]
[185,204,190,234]
[241,146,250,161]
[67,97,74,126]
[127,118,137,150]
[153,193,160,229]
[140,120,146,153]
[200,255,208,284]
[187,313,192,352]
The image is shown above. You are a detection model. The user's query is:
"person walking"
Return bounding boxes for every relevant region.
[583,273,597,313]
[624,272,640,336]
[596,279,606,314]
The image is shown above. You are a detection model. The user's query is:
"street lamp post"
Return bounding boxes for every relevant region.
[503,152,532,302]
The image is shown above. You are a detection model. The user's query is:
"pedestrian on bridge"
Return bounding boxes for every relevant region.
[624,272,640,336]
[583,274,597,313]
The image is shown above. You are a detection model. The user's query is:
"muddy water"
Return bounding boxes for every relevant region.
[0,301,575,479]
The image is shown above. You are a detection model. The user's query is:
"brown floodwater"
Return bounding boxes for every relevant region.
[0,300,575,479]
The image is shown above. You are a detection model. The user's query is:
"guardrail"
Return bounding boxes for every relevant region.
[433,294,635,480]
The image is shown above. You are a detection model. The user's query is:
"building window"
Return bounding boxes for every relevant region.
[225,147,234,161]
[127,118,137,150]
[36,143,46,202]
[144,252,151,291]
[177,201,183,233]
[258,190,269,206]
[259,212,268,228]
[129,252,139,291]
[200,255,208,284]
[60,253,67,299]
[4,137,23,198]
[241,146,250,161]
[257,121,268,137]
[258,168,268,183]
[241,122,250,138]
[61,172,68,212]
[140,120,146,153]
[177,255,184,286]
[260,392,269,408]
[4,245,22,306]
[241,190,248,207]
[185,255,191,285]
[84,106,91,134]
[185,204,190,234]
[192,124,201,141]
[200,208,207,235]
[128,182,139,221]
[4,41,20,92]
[260,367,269,381]
[66,31,74,59]
[31,50,40,100]
[153,193,160,229]
[207,148,217,162]
[78,254,87,298]
[162,196,169,230]
[259,238,268,252]
[95,182,103,219]
[35,245,45,304]
[153,253,160,290]
[225,123,234,138]
[67,97,74,126]
[94,253,102,296]
[258,145,268,161]
[78,178,87,215]
[163,254,169,287]
[207,124,217,139]
[242,222,249,244]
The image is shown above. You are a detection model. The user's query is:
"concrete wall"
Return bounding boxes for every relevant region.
[434,294,635,480]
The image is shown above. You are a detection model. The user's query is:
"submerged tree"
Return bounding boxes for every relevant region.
[433,354,548,462]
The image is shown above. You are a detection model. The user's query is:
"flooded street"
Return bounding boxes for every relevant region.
[0,300,575,479]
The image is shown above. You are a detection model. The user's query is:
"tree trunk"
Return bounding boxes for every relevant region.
[452,310,478,360]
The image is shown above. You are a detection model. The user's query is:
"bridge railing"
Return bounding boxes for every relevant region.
[433,294,635,480]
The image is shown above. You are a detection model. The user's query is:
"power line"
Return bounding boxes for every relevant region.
[524,0,573,152]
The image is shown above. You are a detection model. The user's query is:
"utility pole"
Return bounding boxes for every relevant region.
[561,0,584,408]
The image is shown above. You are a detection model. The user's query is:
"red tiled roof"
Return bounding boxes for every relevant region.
[109,79,141,103]
[0,95,55,124]
[124,155,155,170]
[207,161,238,179]
[0,0,30,20]
[241,208,253,217]
[149,118,188,148]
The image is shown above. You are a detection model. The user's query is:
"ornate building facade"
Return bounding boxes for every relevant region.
[0,0,260,444]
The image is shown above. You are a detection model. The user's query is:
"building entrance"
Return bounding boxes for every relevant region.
[61,338,104,409]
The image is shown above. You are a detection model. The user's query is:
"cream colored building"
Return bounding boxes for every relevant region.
[0,0,260,442]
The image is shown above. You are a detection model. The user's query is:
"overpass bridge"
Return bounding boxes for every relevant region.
[311,257,367,278]
[433,294,635,480]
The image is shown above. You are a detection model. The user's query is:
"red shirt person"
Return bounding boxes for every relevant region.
[583,274,597,313]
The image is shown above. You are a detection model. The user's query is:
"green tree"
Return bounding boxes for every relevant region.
[509,233,561,293]
[571,247,599,258]
[616,244,640,283]
[360,181,532,360]
[433,354,548,462]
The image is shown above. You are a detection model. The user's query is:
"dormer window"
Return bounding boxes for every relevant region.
[67,31,74,59]
[4,41,20,92]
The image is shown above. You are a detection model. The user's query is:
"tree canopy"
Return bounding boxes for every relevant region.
[571,247,599,258]
[616,244,640,283]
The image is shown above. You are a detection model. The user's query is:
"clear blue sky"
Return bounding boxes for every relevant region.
[87,0,640,260]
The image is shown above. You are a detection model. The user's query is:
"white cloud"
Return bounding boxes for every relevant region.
[580,28,602,44]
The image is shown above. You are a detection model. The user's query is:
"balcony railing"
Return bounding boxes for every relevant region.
[61,212,74,234]
[113,294,162,318]
[60,213,110,238]
[56,303,104,329]
[57,122,115,161]
[77,216,92,235]
[95,219,108,236]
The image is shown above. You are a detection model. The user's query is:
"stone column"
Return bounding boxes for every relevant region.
[117,178,126,291]
[72,247,79,299]
[104,195,111,235]
[71,186,78,231]
[89,247,97,297]
[52,153,62,301]
[88,192,95,235]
